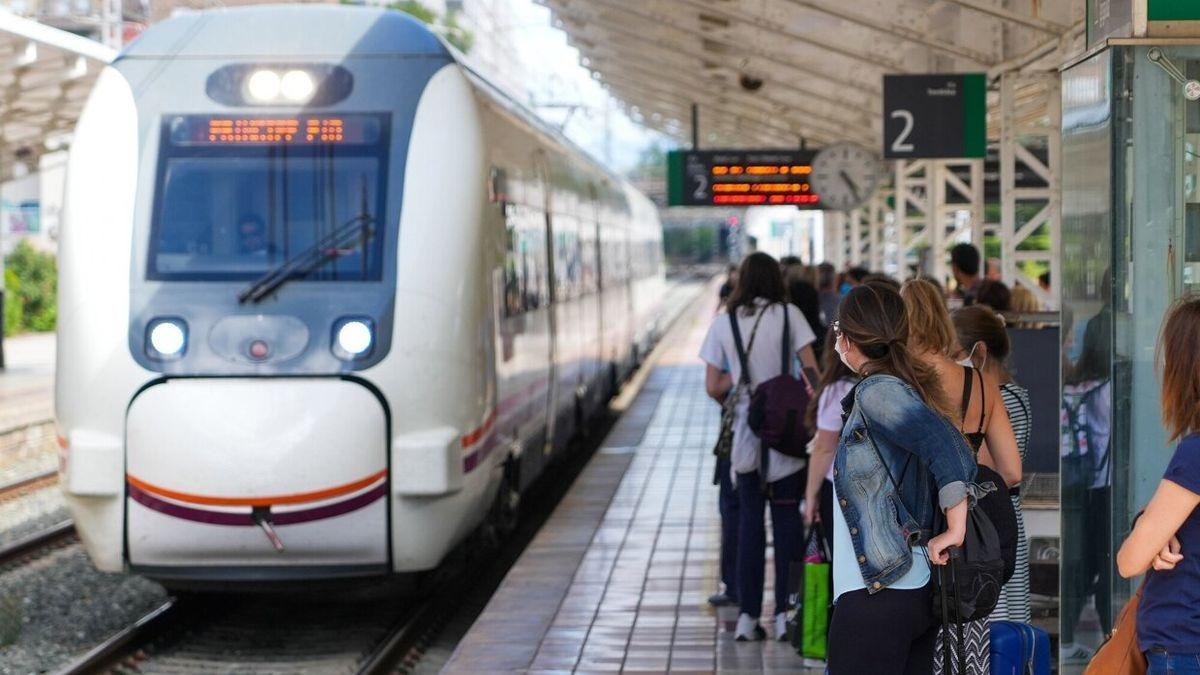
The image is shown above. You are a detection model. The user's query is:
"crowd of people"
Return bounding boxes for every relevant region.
[700,243,1039,674]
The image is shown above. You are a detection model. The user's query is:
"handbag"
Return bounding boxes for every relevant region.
[789,522,832,660]
[1084,581,1147,675]
[711,308,767,458]
[747,307,814,459]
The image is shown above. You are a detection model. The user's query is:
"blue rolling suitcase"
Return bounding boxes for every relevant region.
[990,621,1050,675]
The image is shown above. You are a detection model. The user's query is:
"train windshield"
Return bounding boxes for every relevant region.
[148,114,390,282]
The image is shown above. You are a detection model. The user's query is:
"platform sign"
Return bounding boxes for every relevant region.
[883,74,986,159]
[666,149,820,208]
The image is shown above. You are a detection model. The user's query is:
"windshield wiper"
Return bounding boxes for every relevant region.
[237,213,375,304]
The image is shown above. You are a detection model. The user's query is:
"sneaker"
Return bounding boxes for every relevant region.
[802,657,827,669]
[1060,643,1092,665]
[774,613,789,641]
[734,613,766,642]
[707,592,738,607]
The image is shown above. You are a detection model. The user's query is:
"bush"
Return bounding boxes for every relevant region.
[3,240,56,335]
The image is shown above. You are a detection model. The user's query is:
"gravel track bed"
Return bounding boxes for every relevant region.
[0,483,68,549]
[0,545,167,674]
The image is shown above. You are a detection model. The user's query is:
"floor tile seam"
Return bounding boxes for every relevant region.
[667,420,715,672]
[616,429,688,672]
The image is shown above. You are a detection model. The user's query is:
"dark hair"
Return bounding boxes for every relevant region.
[817,262,836,290]
[837,284,956,421]
[1038,270,1050,287]
[806,323,857,430]
[726,252,786,316]
[950,243,981,277]
[847,266,870,283]
[975,279,1012,312]
[862,274,900,291]
[780,255,803,267]
[1159,296,1200,441]
[953,305,1011,378]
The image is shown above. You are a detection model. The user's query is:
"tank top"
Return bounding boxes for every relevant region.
[960,365,986,452]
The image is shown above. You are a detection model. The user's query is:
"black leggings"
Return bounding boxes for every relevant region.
[828,583,938,675]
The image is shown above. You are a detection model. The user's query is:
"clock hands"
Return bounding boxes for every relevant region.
[839,170,861,202]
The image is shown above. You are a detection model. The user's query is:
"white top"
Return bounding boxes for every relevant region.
[816,378,856,481]
[699,299,816,482]
[832,479,931,601]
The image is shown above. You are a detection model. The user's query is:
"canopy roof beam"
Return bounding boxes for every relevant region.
[937,0,1069,35]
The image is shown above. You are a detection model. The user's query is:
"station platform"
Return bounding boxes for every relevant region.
[444,289,817,674]
[0,332,55,433]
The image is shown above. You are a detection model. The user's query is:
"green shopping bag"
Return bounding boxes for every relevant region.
[796,523,832,660]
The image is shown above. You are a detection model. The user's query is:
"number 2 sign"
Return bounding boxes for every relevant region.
[883,74,986,160]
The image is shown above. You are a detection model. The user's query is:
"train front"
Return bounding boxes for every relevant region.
[56,7,488,583]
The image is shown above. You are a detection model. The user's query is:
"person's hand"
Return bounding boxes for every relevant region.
[803,496,819,525]
[927,529,964,566]
[1152,536,1184,571]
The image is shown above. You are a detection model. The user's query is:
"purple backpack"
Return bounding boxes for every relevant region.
[730,305,814,459]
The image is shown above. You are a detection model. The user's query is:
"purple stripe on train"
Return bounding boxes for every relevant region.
[128,482,387,526]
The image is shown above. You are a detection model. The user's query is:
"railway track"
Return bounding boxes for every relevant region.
[0,519,75,567]
[0,467,58,499]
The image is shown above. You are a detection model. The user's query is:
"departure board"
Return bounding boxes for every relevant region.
[167,114,383,146]
[666,149,820,208]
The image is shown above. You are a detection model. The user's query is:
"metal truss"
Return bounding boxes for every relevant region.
[997,70,1060,309]
[892,158,983,283]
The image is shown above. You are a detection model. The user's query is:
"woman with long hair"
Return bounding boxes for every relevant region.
[826,284,975,674]
[803,323,857,555]
[953,305,1032,623]
[1117,297,1200,674]
[901,278,1022,675]
[699,252,818,641]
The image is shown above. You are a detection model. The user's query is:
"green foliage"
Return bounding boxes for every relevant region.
[385,0,474,54]
[3,240,56,335]
[663,226,717,263]
[390,0,436,24]
[443,11,474,54]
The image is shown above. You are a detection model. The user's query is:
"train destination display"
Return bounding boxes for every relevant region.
[168,114,384,146]
[667,149,821,208]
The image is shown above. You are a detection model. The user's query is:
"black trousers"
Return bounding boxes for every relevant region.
[828,583,938,675]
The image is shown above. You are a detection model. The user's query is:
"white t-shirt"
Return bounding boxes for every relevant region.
[816,378,856,481]
[699,299,816,482]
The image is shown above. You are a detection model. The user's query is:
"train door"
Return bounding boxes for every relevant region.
[589,185,605,399]
[537,153,559,456]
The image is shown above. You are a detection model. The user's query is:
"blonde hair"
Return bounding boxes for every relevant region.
[900,278,957,356]
[1010,285,1040,314]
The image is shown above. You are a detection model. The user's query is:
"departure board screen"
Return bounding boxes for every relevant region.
[167,114,384,146]
[667,149,820,208]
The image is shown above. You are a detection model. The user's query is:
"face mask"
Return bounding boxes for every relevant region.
[834,334,857,373]
[958,342,985,370]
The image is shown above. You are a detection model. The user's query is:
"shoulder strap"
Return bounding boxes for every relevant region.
[975,368,987,434]
[781,304,791,375]
[959,365,974,421]
[729,311,751,385]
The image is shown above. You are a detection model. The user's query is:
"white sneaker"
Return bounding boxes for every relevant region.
[774,613,789,641]
[1060,643,1092,664]
[734,613,766,641]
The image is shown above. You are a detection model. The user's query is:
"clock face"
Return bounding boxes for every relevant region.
[810,142,883,212]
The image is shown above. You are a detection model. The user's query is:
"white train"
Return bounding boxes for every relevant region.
[55,5,666,584]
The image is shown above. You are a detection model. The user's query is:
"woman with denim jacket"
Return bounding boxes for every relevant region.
[826,283,977,675]
[1117,297,1200,674]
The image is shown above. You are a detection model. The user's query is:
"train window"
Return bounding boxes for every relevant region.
[148,114,389,282]
[502,204,548,317]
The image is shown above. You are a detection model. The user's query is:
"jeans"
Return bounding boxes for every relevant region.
[717,456,739,599]
[1148,650,1200,674]
[736,469,802,619]
[828,583,937,675]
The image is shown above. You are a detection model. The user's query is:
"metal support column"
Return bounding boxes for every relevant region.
[998,71,1060,308]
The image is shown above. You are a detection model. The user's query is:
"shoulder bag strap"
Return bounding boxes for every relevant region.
[729,307,767,388]
[959,365,974,422]
[781,304,792,376]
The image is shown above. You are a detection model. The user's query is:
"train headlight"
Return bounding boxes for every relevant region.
[333,318,373,360]
[280,70,315,102]
[147,319,187,360]
[246,69,282,102]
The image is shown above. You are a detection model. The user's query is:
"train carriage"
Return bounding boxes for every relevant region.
[56,5,665,583]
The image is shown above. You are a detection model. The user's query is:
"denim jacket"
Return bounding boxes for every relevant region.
[833,374,977,593]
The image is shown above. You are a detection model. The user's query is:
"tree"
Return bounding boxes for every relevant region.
[385,0,474,54]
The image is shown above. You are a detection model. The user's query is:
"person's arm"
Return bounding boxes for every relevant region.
[798,345,818,373]
[927,498,968,565]
[1117,479,1200,577]
[804,429,838,524]
[857,380,976,512]
[979,390,1022,487]
[705,365,733,403]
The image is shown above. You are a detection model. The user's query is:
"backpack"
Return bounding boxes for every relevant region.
[711,309,767,459]
[730,304,813,459]
[931,484,1006,624]
[1061,381,1109,491]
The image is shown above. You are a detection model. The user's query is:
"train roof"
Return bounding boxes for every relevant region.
[117,5,451,60]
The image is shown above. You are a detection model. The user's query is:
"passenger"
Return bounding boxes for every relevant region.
[825,283,975,675]
[803,323,857,556]
[1010,284,1040,318]
[953,305,1032,624]
[817,262,840,326]
[783,259,825,358]
[901,278,1022,675]
[976,279,1012,313]
[1117,297,1200,675]
[862,273,900,292]
[986,257,1003,281]
[950,243,984,306]
[718,263,738,307]
[846,266,870,287]
[699,251,819,642]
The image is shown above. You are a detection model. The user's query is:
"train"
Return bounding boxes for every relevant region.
[55,5,666,584]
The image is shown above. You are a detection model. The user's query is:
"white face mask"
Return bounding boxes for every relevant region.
[958,342,985,371]
[834,334,858,373]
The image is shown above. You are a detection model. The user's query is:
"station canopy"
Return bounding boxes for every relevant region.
[0,9,116,182]
[539,0,1084,149]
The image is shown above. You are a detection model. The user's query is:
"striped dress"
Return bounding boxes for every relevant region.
[992,382,1032,623]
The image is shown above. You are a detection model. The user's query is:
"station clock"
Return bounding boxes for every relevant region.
[809,142,883,212]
